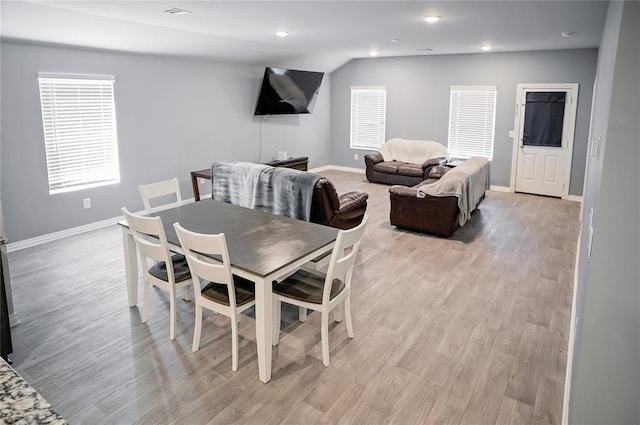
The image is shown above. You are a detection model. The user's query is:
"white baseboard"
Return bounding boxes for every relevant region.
[7,197,197,252]
[563,233,582,425]
[489,185,581,205]
[7,215,122,252]
[310,165,365,174]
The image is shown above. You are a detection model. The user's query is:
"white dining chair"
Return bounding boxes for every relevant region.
[122,207,192,340]
[272,215,368,366]
[173,223,256,371]
[138,178,182,211]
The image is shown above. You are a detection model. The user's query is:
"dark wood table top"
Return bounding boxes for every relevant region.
[148,199,338,278]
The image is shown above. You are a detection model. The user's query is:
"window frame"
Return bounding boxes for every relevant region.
[349,86,387,151]
[447,85,497,160]
[38,73,121,194]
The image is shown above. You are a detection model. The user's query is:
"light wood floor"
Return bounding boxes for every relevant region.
[7,170,580,424]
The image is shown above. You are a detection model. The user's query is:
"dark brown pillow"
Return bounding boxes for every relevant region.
[429,165,450,179]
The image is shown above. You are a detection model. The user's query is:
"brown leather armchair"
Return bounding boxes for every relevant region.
[310,178,368,230]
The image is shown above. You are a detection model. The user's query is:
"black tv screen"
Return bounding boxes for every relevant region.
[254,67,324,115]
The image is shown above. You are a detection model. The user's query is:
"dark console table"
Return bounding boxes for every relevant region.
[190,157,309,201]
[263,156,309,171]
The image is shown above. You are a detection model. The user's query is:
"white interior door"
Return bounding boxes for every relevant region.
[513,84,578,198]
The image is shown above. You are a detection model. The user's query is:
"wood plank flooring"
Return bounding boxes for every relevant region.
[6,170,580,424]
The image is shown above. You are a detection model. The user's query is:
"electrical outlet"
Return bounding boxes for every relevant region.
[590,136,601,158]
[354,153,359,161]
[83,198,91,209]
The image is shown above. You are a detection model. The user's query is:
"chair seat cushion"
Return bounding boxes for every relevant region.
[149,254,191,282]
[397,163,424,177]
[273,270,345,304]
[201,276,255,306]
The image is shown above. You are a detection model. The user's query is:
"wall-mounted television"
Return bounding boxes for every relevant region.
[254,67,324,115]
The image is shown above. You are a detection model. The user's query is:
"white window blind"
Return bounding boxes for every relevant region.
[448,86,497,160]
[350,86,386,150]
[38,73,120,194]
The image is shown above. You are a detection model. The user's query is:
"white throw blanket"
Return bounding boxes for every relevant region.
[211,161,320,221]
[416,157,490,226]
[379,138,448,163]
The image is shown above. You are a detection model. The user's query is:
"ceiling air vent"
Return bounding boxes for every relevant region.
[163,7,192,15]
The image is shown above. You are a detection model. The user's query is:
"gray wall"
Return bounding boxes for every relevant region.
[0,41,331,242]
[329,49,598,194]
[569,1,640,423]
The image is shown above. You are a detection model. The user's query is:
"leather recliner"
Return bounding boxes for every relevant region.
[311,178,368,230]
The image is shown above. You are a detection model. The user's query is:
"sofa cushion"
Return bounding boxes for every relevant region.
[373,161,404,174]
[428,165,451,179]
[397,163,424,177]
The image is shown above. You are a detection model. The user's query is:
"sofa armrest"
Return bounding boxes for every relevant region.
[329,191,369,230]
[364,152,384,168]
[421,157,447,170]
[389,185,419,197]
[337,191,369,214]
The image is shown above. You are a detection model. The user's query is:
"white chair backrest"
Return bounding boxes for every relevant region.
[122,207,175,282]
[138,178,182,211]
[173,223,237,306]
[323,216,368,303]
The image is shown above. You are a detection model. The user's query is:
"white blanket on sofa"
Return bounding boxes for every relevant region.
[416,157,490,226]
[379,138,449,163]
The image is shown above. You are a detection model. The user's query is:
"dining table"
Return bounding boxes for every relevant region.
[119,198,339,383]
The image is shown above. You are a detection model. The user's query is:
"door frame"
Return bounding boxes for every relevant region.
[509,83,579,199]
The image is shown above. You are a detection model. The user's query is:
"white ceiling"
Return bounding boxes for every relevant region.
[1,1,608,72]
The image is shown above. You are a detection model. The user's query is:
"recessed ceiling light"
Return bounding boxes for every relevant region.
[163,7,191,15]
[424,16,441,23]
[390,39,401,43]
[561,31,575,38]
[481,45,492,51]
[276,31,289,38]
[369,51,379,57]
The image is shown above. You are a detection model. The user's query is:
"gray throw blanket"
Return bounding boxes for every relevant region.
[416,157,490,226]
[211,161,321,221]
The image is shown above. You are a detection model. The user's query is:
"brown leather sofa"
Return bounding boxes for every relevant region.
[388,164,486,237]
[389,181,460,237]
[364,152,447,186]
[311,178,368,230]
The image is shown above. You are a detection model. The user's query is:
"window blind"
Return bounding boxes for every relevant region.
[448,86,496,160]
[350,86,386,150]
[38,74,120,194]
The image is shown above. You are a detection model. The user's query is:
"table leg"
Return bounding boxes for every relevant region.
[254,277,272,383]
[122,226,138,307]
[190,171,201,202]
